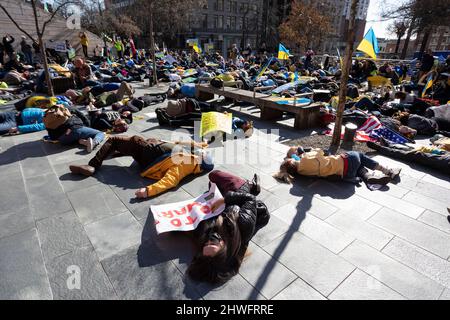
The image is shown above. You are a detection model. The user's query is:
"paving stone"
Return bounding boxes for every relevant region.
[0,138,21,176]
[251,215,290,248]
[46,246,117,300]
[17,142,53,179]
[0,172,28,214]
[263,232,355,296]
[440,289,450,300]
[315,192,382,221]
[195,274,265,300]
[84,212,143,261]
[340,240,443,300]
[272,204,354,254]
[412,180,450,204]
[68,184,128,225]
[272,278,326,300]
[329,269,405,300]
[326,211,393,250]
[238,242,297,299]
[257,189,286,213]
[45,144,90,165]
[36,211,91,262]
[369,208,450,259]
[356,186,425,219]
[25,172,72,220]
[52,160,101,193]
[102,243,200,300]
[382,238,450,288]
[0,206,34,240]
[0,229,52,300]
[418,210,450,234]
[222,163,280,190]
[402,191,449,216]
[421,174,450,191]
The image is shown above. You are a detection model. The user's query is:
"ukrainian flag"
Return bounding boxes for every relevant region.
[357,27,379,60]
[422,73,434,98]
[193,44,202,54]
[278,43,290,60]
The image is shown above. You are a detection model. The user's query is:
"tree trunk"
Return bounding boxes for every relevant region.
[331,0,359,147]
[149,6,158,86]
[401,18,415,60]
[31,0,54,96]
[419,28,431,55]
[395,36,401,54]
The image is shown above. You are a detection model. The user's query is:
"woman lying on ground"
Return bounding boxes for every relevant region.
[0,108,45,135]
[187,170,269,284]
[274,146,401,186]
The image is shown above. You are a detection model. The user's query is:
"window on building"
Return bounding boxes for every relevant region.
[202,14,208,29]
[227,0,232,12]
[218,0,224,11]
[218,15,223,29]
[232,1,237,13]
[226,16,231,29]
[231,16,236,30]
[238,17,243,30]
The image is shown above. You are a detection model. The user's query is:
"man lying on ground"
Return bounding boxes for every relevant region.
[69,135,214,199]
[367,138,450,175]
[0,108,45,135]
[275,146,401,186]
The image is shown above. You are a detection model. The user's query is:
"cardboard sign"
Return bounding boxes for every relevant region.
[200,112,233,138]
[150,183,225,234]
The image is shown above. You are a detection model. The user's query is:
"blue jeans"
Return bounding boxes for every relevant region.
[0,111,17,135]
[344,151,379,179]
[58,126,105,146]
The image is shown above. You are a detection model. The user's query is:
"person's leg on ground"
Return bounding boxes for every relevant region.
[0,111,17,135]
[116,82,133,100]
[76,127,105,152]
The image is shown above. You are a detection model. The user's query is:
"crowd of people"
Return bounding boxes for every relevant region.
[1,31,450,284]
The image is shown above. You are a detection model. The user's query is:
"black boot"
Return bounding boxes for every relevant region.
[250,174,261,196]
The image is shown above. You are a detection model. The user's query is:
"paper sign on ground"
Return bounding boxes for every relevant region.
[200,112,233,138]
[150,183,225,234]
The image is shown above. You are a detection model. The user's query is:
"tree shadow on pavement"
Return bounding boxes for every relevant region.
[247,177,357,299]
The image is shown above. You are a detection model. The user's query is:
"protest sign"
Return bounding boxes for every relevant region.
[150,183,225,234]
[200,112,233,138]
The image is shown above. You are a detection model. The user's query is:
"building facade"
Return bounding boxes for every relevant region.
[184,0,263,58]
[414,26,450,53]
[261,0,369,54]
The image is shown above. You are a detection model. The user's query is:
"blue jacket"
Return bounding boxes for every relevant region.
[18,108,45,133]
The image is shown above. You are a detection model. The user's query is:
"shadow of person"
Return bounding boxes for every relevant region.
[247,176,357,299]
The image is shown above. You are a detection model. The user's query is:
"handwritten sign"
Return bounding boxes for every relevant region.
[200,112,233,138]
[150,183,225,234]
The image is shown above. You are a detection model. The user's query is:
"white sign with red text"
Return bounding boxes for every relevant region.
[150,183,225,234]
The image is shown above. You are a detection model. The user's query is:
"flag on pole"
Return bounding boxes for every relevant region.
[336,48,343,68]
[356,27,379,60]
[193,44,202,54]
[43,1,50,12]
[255,57,273,80]
[278,43,290,60]
[421,73,434,98]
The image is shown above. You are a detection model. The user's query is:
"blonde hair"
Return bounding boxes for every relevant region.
[273,160,296,184]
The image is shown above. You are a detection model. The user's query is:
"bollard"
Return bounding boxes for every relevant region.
[343,123,358,143]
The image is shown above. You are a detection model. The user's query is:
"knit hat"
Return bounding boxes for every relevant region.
[0,82,8,89]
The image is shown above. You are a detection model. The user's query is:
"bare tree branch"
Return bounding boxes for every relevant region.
[42,1,79,35]
[0,4,37,42]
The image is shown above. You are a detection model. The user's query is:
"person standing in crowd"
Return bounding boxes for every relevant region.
[79,32,89,58]
[419,49,435,79]
[230,44,239,65]
[115,38,124,59]
[20,36,33,65]
[304,48,315,71]
[0,40,4,65]
[94,44,103,58]
[3,34,15,62]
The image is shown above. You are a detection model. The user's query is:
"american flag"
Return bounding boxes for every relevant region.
[370,127,409,144]
[358,116,382,133]
[358,116,409,145]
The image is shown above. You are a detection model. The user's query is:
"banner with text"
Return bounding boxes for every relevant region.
[150,183,225,234]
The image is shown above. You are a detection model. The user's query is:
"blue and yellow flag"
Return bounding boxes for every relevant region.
[278,43,290,60]
[422,73,434,98]
[255,57,273,80]
[193,44,202,54]
[357,27,379,60]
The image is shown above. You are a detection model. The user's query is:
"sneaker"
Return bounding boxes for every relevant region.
[69,165,95,177]
[387,168,402,180]
[365,174,392,186]
[86,138,94,153]
[250,174,261,196]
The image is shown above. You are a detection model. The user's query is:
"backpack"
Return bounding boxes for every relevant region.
[210,78,224,89]
[43,105,71,129]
